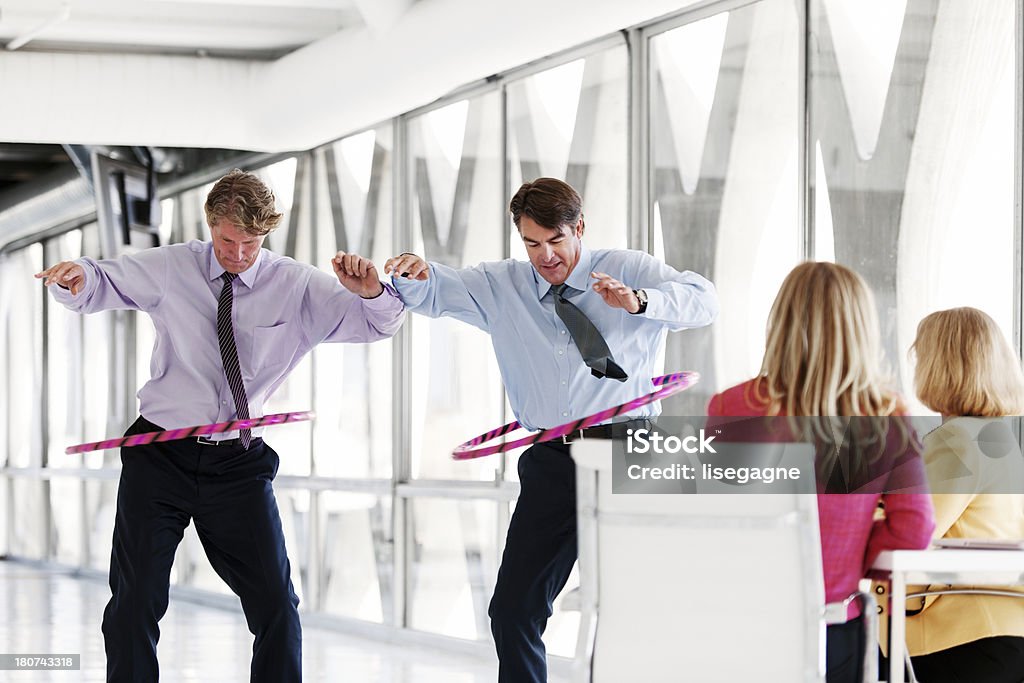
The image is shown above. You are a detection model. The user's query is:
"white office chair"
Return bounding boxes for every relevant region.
[570,438,861,683]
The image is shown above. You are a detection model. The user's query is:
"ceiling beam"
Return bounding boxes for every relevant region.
[1,0,700,151]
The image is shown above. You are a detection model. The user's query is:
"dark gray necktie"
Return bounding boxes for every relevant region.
[552,283,628,382]
[217,272,251,447]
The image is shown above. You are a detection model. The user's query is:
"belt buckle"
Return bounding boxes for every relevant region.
[561,429,584,445]
[196,435,223,446]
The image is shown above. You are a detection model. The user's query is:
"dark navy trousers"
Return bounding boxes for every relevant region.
[102,416,301,682]
[489,440,578,683]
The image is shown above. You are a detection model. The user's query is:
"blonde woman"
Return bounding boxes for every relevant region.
[879,308,1024,682]
[707,262,935,683]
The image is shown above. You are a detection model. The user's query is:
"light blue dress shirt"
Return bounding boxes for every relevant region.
[49,240,405,439]
[393,243,718,430]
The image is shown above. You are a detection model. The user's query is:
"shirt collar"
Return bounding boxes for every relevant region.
[533,241,593,300]
[207,242,263,289]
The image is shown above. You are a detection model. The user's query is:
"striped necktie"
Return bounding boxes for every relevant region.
[217,272,251,447]
[552,283,628,381]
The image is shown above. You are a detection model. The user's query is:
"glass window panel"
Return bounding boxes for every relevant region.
[650,0,801,411]
[0,478,8,555]
[44,231,87,564]
[264,357,314,477]
[544,563,580,657]
[85,479,118,571]
[319,491,393,623]
[10,477,46,559]
[811,0,1016,409]
[408,497,499,640]
[259,157,298,256]
[313,126,394,478]
[81,311,116,471]
[4,244,44,468]
[408,94,506,481]
[253,157,316,474]
[46,230,85,469]
[507,45,629,252]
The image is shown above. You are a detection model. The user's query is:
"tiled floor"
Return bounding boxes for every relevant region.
[0,561,516,682]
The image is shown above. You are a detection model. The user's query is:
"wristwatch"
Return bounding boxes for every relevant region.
[631,288,648,315]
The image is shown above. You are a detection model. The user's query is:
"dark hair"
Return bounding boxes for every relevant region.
[204,168,283,236]
[509,177,583,231]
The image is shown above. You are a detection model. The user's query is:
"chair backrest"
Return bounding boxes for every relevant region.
[571,439,827,683]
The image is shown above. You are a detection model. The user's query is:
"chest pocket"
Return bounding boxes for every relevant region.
[247,322,295,378]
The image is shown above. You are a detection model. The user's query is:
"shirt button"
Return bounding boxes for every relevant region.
[558,350,564,355]
[562,412,568,417]
[561,330,566,335]
[222,400,228,405]
[561,380,567,385]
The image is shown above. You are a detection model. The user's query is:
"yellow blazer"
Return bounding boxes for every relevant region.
[876,417,1024,656]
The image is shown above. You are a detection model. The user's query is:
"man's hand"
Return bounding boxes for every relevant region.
[591,271,640,313]
[332,251,384,298]
[35,261,86,295]
[383,253,430,281]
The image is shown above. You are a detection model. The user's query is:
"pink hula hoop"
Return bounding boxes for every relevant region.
[65,410,316,454]
[452,372,700,460]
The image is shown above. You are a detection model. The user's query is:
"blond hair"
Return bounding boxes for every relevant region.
[204,169,283,236]
[757,261,899,418]
[913,307,1024,417]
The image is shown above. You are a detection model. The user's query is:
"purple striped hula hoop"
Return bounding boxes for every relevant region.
[65,410,316,454]
[451,372,699,460]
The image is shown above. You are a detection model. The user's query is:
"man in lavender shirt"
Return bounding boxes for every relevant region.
[35,169,404,682]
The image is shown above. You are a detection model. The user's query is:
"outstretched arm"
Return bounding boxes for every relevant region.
[384,252,495,333]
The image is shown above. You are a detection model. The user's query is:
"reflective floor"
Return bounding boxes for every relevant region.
[0,561,524,682]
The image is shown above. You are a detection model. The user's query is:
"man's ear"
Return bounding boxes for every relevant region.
[575,216,585,238]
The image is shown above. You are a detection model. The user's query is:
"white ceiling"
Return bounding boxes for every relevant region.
[0,0,703,152]
[0,0,372,57]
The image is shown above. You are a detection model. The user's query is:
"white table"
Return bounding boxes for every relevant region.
[872,549,1024,683]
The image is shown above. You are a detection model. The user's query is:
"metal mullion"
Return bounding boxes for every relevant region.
[40,240,53,561]
[496,81,511,576]
[392,114,413,630]
[627,25,650,253]
[801,0,814,260]
[307,149,322,612]
[1016,0,1023,449]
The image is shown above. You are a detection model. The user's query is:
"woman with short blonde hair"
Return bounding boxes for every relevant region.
[883,307,1024,682]
[913,307,1024,417]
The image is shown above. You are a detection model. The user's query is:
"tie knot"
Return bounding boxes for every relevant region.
[221,272,237,284]
[552,283,570,298]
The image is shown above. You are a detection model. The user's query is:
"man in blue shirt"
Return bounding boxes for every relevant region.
[385,177,718,682]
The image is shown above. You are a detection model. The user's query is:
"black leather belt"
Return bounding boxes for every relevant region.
[196,436,261,448]
[559,418,652,444]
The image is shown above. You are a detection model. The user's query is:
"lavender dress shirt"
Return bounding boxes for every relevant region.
[49,240,404,439]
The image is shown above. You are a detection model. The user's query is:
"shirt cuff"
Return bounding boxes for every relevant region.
[641,287,664,319]
[360,282,403,310]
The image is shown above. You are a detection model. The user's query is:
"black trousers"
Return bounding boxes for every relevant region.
[911,636,1024,683]
[488,440,577,683]
[881,636,1024,683]
[827,616,865,683]
[101,416,301,682]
